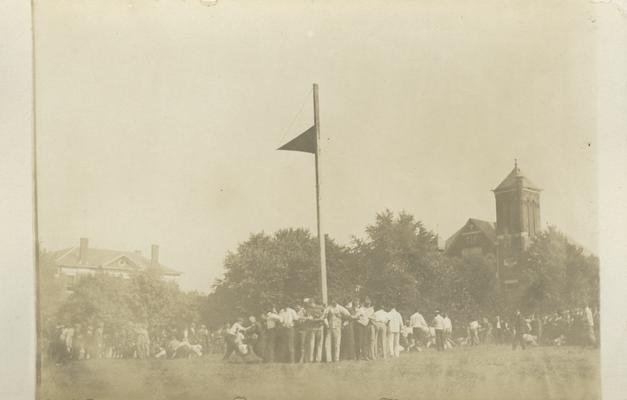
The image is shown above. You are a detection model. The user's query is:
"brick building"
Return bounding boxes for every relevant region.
[445,161,541,287]
[52,238,181,290]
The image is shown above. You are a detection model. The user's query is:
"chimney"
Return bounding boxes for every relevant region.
[150,244,159,267]
[79,237,89,265]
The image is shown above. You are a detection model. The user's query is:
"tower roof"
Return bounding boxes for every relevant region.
[493,161,541,192]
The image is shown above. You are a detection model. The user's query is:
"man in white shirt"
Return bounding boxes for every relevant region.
[304,298,326,362]
[264,306,282,362]
[409,310,428,347]
[351,299,364,360]
[374,304,390,359]
[223,317,249,360]
[387,305,403,357]
[468,319,480,346]
[323,299,351,362]
[431,310,445,351]
[279,304,299,363]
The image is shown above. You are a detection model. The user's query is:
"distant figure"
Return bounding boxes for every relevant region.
[584,304,596,347]
[409,309,428,349]
[468,319,480,346]
[278,304,299,363]
[387,305,403,358]
[480,317,493,345]
[431,310,445,351]
[197,324,210,355]
[373,304,390,359]
[442,313,453,349]
[512,310,527,350]
[304,298,325,363]
[136,324,150,359]
[264,306,282,362]
[400,320,412,351]
[322,299,350,362]
[494,315,503,344]
[223,317,248,360]
[522,333,539,347]
[360,297,376,361]
[593,306,600,346]
[94,322,104,359]
[73,324,85,360]
[340,300,356,361]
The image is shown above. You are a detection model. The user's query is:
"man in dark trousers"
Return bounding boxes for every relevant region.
[512,309,527,350]
[431,310,445,351]
[264,306,282,362]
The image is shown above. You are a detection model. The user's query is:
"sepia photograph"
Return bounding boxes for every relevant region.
[28,1,610,399]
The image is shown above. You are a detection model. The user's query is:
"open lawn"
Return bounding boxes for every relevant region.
[39,345,600,400]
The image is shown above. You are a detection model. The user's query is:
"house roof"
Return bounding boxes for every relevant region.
[493,165,540,192]
[469,219,497,244]
[53,247,181,276]
[445,218,497,251]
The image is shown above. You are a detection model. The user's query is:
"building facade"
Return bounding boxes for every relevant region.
[52,238,181,290]
[445,161,541,287]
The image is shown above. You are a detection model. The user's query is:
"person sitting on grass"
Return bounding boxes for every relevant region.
[399,320,412,352]
[522,333,539,347]
[408,309,428,351]
[468,319,480,346]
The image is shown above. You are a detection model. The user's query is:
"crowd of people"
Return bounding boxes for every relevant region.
[44,321,225,364]
[220,298,600,363]
[43,298,599,365]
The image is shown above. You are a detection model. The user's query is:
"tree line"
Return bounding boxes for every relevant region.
[204,210,599,327]
[40,210,599,333]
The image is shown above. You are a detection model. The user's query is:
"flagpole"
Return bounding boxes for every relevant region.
[313,83,328,305]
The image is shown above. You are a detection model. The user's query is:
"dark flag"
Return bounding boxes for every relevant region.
[277,125,316,154]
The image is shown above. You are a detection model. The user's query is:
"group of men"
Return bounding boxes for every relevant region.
[47,302,597,365]
[47,321,226,363]
[462,305,599,350]
[222,297,454,363]
[47,322,150,363]
[523,305,598,347]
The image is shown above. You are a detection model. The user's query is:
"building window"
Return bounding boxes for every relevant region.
[462,247,483,258]
[502,203,510,233]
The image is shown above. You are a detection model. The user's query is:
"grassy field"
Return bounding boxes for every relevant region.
[39,345,599,400]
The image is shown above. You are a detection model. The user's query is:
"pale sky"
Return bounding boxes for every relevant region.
[34,0,598,292]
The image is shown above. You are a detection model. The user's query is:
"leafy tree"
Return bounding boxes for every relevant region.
[446,254,499,321]
[516,226,599,313]
[205,214,598,327]
[56,270,201,335]
[56,273,136,332]
[355,210,440,316]
[206,228,358,325]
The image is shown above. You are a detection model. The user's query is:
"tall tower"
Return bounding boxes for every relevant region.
[493,160,541,260]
